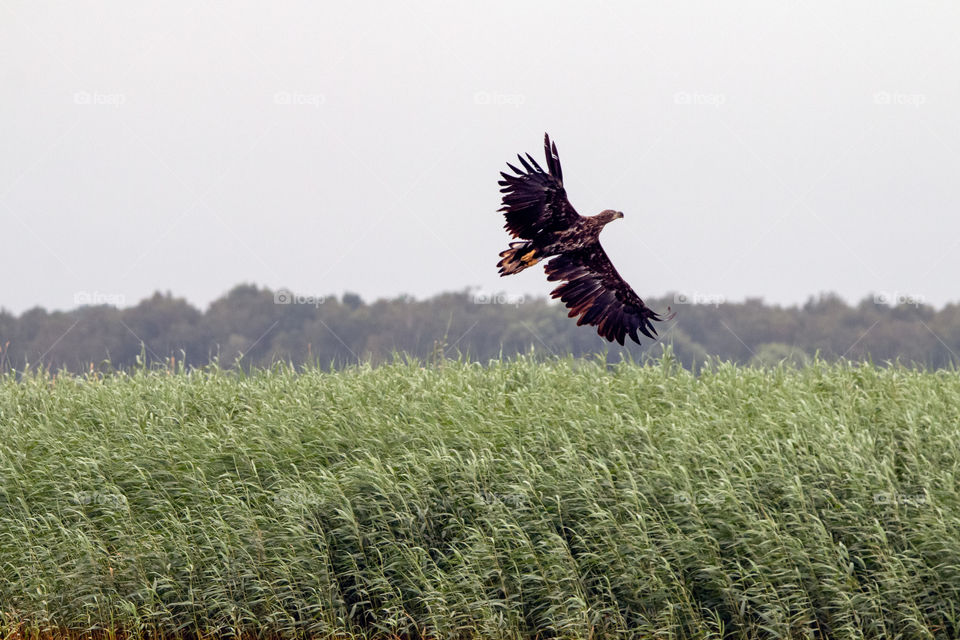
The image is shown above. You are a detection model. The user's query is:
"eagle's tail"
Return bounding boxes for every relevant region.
[498,241,541,276]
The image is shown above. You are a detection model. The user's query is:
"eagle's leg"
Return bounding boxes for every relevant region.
[498,241,541,276]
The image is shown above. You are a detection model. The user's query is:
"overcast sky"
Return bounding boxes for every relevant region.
[3,1,959,314]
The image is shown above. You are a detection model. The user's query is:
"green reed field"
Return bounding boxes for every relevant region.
[1,354,959,640]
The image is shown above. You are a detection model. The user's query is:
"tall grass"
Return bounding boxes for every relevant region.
[1,354,958,639]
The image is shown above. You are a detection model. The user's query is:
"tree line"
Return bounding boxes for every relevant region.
[2,284,958,373]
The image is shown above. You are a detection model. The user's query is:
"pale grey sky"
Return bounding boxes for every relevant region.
[3,1,959,314]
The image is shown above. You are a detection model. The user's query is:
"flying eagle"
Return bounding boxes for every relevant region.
[497,133,673,345]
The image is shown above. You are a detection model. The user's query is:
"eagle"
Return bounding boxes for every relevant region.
[497,133,673,345]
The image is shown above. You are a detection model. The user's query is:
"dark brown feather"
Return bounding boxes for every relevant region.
[497,134,580,239]
[545,244,671,345]
[545,136,563,183]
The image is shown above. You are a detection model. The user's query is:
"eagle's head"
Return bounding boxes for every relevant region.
[597,209,625,225]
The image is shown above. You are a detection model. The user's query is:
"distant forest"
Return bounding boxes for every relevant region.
[2,284,959,373]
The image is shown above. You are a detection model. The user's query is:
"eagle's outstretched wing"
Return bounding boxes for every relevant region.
[545,244,673,345]
[497,133,582,239]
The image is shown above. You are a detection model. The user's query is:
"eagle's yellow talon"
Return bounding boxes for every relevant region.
[521,250,538,265]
